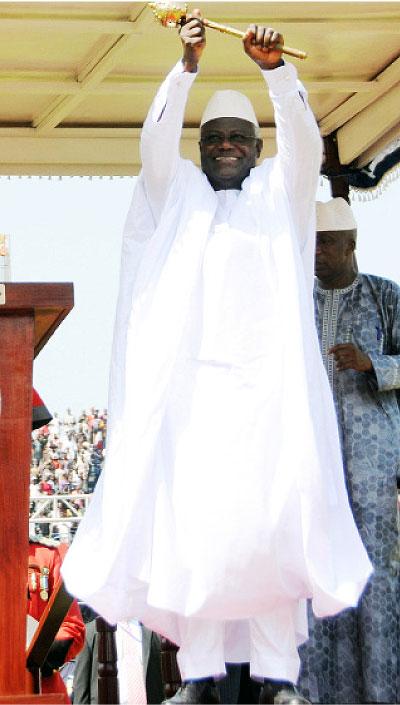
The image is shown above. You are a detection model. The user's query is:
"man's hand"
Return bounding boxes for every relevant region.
[180,9,206,72]
[41,638,73,677]
[328,343,373,373]
[243,25,284,70]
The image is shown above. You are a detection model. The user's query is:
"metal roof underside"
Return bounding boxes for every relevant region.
[0,1,399,184]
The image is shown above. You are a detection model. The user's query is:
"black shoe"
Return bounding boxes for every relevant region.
[162,678,221,705]
[259,680,311,705]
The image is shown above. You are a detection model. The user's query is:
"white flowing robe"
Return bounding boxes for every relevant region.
[62,61,372,651]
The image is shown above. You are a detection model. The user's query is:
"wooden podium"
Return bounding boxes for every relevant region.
[0,283,73,703]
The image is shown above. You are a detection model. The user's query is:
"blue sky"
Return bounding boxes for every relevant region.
[1,173,398,415]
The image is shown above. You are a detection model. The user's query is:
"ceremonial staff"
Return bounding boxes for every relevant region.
[148,2,307,59]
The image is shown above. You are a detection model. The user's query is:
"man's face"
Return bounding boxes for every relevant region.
[199,117,263,191]
[315,230,355,280]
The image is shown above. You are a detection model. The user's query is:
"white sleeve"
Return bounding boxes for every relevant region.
[262,62,322,251]
[140,61,198,223]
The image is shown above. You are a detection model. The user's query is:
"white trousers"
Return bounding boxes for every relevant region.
[176,604,306,684]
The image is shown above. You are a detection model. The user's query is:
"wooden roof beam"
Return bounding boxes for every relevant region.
[0,15,398,34]
[0,17,139,34]
[0,72,377,96]
[0,125,277,176]
[0,4,148,34]
[319,55,400,136]
[32,34,133,131]
[31,4,150,131]
[336,80,400,164]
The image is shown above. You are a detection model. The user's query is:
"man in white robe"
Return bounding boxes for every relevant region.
[62,12,372,705]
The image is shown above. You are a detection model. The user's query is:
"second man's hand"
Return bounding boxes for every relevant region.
[329,343,373,373]
[180,9,206,73]
[243,25,284,70]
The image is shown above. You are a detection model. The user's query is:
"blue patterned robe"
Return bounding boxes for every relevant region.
[299,273,400,704]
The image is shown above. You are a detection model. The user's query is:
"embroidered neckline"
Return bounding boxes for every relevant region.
[315,274,360,295]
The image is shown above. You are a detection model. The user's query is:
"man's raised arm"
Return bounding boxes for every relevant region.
[242,27,322,250]
[140,11,206,222]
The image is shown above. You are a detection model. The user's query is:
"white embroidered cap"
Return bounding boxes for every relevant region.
[200,90,260,134]
[316,198,357,233]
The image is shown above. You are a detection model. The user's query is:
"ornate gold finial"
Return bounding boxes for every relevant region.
[148,3,188,28]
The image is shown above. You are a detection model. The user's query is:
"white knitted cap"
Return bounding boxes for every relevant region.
[200,90,259,134]
[316,198,357,232]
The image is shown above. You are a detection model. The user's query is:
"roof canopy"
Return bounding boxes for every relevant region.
[0,1,399,183]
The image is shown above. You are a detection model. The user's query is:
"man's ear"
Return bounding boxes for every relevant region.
[344,240,356,257]
[344,229,357,254]
[349,230,357,253]
[198,140,205,166]
[256,138,263,158]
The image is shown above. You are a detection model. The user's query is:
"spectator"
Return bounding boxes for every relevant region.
[29,406,108,539]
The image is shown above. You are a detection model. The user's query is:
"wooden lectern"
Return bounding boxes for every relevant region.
[0,283,74,704]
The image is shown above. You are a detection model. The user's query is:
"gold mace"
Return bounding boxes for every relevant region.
[148,3,307,60]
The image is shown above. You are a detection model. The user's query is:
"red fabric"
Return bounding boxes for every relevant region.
[32,389,43,407]
[39,481,53,495]
[32,388,53,430]
[28,542,85,698]
[41,670,69,697]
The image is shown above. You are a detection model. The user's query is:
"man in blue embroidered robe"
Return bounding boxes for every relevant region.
[299,197,400,704]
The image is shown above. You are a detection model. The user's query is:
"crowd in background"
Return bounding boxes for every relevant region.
[30,408,107,541]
